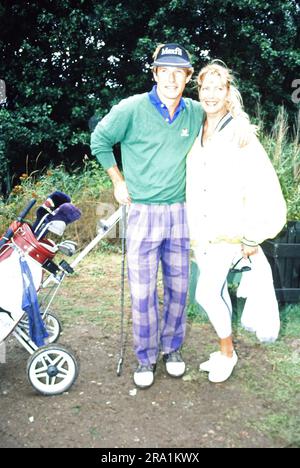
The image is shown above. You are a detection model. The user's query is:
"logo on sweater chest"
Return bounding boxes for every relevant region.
[181,128,189,137]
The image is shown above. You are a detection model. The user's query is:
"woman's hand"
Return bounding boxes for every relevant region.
[232,117,256,148]
[241,243,258,258]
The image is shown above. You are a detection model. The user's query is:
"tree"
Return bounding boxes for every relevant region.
[136,0,300,121]
[0,0,161,191]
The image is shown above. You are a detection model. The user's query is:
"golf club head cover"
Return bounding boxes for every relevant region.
[35,203,81,238]
[32,191,71,231]
[48,191,71,209]
[51,203,81,225]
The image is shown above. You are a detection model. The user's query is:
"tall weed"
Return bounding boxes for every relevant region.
[261,107,300,221]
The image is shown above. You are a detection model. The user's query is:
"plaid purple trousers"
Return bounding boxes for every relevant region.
[126,203,189,365]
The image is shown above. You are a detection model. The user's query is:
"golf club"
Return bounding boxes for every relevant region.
[117,204,127,377]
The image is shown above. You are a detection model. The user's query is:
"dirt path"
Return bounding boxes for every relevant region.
[0,320,285,448]
[0,252,298,448]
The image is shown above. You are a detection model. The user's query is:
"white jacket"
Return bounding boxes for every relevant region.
[186,120,287,246]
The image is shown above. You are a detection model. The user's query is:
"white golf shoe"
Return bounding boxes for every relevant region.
[133,364,156,389]
[199,351,238,383]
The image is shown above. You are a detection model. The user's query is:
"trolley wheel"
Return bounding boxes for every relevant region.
[19,312,62,344]
[44,312,62,344]
[27,344,79,396]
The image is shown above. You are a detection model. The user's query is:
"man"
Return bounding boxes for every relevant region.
[91,43,202,388]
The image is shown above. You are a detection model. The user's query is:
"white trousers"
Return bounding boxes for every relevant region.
[194,243,280,342]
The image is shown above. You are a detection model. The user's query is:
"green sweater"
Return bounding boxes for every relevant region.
[91,93,203,204]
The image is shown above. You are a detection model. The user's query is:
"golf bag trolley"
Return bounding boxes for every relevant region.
[0,195,123,396]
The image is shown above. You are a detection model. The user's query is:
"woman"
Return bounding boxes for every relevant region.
[186,62,286,383]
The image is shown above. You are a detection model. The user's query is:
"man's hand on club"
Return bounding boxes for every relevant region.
[114,180,131,205]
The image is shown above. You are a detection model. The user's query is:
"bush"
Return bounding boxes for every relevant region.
[260,107,300,221]
[0,158,113,245]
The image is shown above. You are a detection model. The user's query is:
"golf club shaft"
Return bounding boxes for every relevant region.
[117,205,126,376]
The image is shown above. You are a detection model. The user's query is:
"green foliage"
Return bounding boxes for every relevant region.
[260,107,300,220]
[240,303,300,446]
[279,304,300,337]
[136,0,300,116]
[0,159,111,235]
[187,303,208,323]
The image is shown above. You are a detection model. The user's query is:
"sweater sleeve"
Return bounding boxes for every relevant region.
[242,135,287,244]
[90,98,133,170]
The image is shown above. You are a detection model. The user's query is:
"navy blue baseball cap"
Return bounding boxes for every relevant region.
[152,43,192,68]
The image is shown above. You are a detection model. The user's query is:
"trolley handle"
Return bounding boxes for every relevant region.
[0,198,36,248]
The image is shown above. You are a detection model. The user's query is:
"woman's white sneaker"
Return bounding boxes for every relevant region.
[208,351,238,383]
[199,352,220,372]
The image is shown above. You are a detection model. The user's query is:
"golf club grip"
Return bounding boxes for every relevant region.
[17,198,36,221]
[0,227,14,248]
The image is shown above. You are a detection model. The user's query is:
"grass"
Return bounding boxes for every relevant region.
[40,246,130,334]
[253,414,300,448]
[187,293,300,447]
[229,301,300,447]
[44,248,300,447]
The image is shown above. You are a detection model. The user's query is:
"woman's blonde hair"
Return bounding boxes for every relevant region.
[197,61,249,121]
